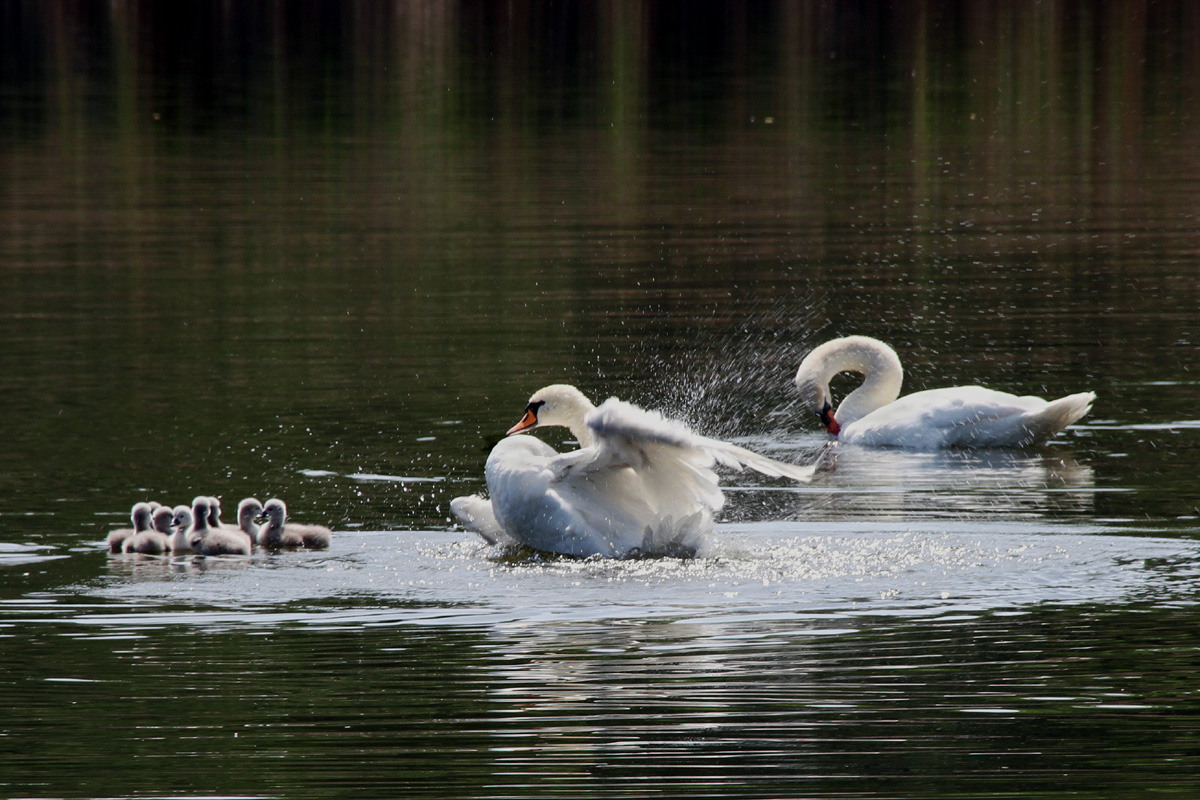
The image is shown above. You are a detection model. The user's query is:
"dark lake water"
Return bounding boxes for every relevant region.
[3,3,1200,798]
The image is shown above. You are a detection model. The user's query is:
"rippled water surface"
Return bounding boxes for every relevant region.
[2,3,1200,798]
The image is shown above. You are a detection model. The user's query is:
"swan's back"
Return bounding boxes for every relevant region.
[289,522,333,549]
[843,386,1096,448]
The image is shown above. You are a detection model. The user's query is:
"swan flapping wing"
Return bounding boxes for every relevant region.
[586,397,814,481]
[560,398,813,511]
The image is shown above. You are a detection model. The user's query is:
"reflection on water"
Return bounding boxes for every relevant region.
[4,522,1200,799]
[800,442,1099,519]
[3,2,1200,798]
[79,523,1200,623]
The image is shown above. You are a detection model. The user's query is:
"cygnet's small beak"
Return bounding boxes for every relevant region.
[818,401,841,437]
[254,512,269,524]
[506,406,539,436]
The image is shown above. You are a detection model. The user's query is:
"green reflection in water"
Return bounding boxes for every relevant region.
[1,4,1199,798]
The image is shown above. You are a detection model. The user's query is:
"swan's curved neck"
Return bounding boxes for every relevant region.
[563,401,597,448]
[817,337,904,427]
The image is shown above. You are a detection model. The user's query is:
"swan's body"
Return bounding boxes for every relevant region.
[255,499,332,549]
[122,506,176,554]
[188,497,252,556]
[107,502,155,552]
[793,336,1095,449]
[451,384,814,558]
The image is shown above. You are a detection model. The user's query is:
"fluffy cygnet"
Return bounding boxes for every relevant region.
[170,505,195,553]
[209,495,255,546]
[256,498,332,549]
[152,505,174,534]
[122,506,176,554]
[188,497,251,556]
[107,502,155,553]
[237,497,263,541]
[123,530,170,555]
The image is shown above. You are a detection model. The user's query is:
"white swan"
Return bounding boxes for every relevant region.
[793,335,1096,449]
[451,384,815,558]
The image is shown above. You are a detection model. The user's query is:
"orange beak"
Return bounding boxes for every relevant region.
[506,407,539,436]
[818,401,841,437]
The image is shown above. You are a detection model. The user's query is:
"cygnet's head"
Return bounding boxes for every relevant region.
[190,497,211,528]
[506,384,595,436]
[152,506,175,534]
[172,504,193,531]
[256,498,288,526]
[207,496,223,526]
[130,502,155,530]
[238,497,263,527]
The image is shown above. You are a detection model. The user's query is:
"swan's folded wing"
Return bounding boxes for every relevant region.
[852,387,1095,448]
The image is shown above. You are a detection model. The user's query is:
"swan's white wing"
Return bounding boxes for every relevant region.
[482,398,810,559]
[566,398,811,527]
[690,433,818,483]
[585,397,814,481]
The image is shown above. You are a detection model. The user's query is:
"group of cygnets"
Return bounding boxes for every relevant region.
[107,496,331,556]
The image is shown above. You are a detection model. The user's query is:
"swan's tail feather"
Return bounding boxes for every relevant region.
[630,510,710,559]
[451,495,514,546]
[1025,391,1096,444]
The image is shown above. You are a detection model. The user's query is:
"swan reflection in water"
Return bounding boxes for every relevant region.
[785,443,1098,521]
